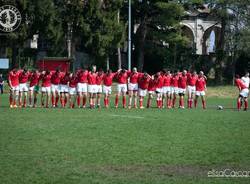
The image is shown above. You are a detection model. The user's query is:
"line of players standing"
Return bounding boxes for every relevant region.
[7,65,207,109]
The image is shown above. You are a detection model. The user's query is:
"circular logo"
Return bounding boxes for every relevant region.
[0,5,22,32]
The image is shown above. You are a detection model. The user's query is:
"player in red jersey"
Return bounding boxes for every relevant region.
[60,72,70,108]
[162,70,172,108]
[235,74,249,111]
[154,72,164,108]
[178,70,187,109]
[138,72,151,109]
[187,71,198,108]
[128,67,141,109]
[8,68,21,108]
[68,73,78,108]
[28,70,40,107]
[76,69,88,108]
[40,70,52,108]
[170,71,179,108]
[103,69,116,108]
[88,65,98,108]
[51,69,63,107]
[18,69,30,107]
[96,69,104,108]
[115,69,129,108]
[147,75,156,108]
[194,71,207,109]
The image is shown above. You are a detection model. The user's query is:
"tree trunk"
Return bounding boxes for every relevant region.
[215,17,226,84]
[136,22,147,72]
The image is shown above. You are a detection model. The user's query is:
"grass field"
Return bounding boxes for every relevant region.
[0,86,250,184]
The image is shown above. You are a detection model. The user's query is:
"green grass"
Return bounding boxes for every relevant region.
[0,90,250,184]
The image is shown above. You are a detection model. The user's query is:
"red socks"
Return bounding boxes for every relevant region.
[244,100,248,110]
[202,100,206,109]
[139,99,143,107]
[77,96,80,106]
[237,99,241,110]
[115,95,119,107]
[122,96,126,107]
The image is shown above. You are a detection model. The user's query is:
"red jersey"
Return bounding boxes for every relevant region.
[87,72,97,85]
[29,73,40,87]
[155,75,164,88]
[8,71,20,87]
[196,77,206,91]
[103,73,115,86]
[163,74,171,87]
[69,76,78,88]
[96,73,104,85]
[128,71,141,84]
[60,74,70,85]
[171,75,179,87]
[19,71,30,83]
[138,75,151,90]
[235,78,247,90]
[41,73,52,87]
[116,72,129,84]
[77,70,88,83]
[148,78,156,91]
[51,72,63,85]
[187,73,198,86]
[178,74,187,89]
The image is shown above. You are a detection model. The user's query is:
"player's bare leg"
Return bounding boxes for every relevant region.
[194,95,199,108]
[147,93,153,108]
[115,92,120,108]
[122,91,126,108]
[128,90,133,109]
[33,91,38,108]
[23,91,28,108]
[179,94,185,109]
[133,91,138,108]
[97,93,101,108]
[41,92,45,107]
[82,92,87,108]
[64,93,68,107]
[201,95,206,109]
[172,93,177,108]
[60,93,65,107]
[18,92,22,108]
[167,92,171,109]
[139,96,144,109]
[28,90,33,107]
[46,92,51,108]
[9,90,14,108]
[243,97,248,111]
[162,93,166,108]
[77,93,82,108]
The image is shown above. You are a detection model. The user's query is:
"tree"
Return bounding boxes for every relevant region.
[131,0,184,71]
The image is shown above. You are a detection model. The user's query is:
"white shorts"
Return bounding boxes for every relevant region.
[103,85,112,95]
[51,84,60,93]
[178,88,186,94]
[240,88,249,98]
[96,85,102,93]
[196,91,205,96]
[171,87,179,94]
[41,86,51,93]
[156,88,163,94]
[117,84,127,93]
[148,90,155,95]
[88,84,97,93]
[60,85,69,93]
[69,87,76,95]
[187,85,196,94]
[139,88,147,97]
[29,86,35,91]
[10,85,19,92]
[128,83,138,91]
[19,83,28,92]
[77,83,88,93]
[162,86,171,94]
